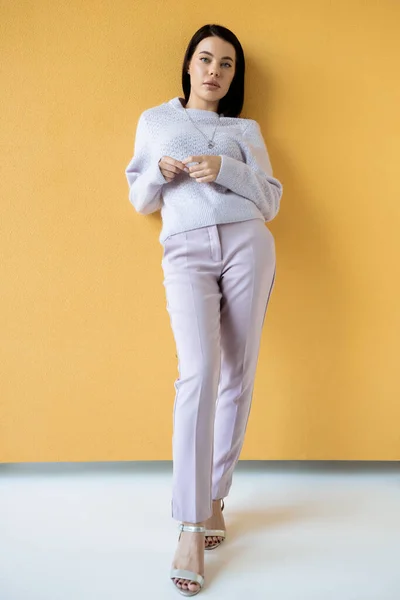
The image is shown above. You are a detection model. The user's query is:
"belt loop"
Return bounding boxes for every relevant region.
[206,226,213,261]
[207,225,221,262]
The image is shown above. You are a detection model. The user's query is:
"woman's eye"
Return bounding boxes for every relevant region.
[200,57,231,67]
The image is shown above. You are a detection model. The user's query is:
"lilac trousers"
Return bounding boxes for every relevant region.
[161,218,276,523]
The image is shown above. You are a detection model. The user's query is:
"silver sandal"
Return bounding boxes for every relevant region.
[170,524,205,596]
[205,498,226,550]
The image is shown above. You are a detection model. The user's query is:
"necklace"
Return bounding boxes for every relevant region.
[184,107,221,149]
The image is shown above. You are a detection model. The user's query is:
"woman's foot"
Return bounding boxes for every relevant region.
[171,522,205,594]
[204,499,226,548]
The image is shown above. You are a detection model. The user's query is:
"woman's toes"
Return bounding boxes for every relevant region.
[182,580,197,591]
[188,582,200,592]
[205,534,224,546]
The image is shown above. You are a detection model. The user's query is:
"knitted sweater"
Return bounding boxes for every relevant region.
[125,96,283,244]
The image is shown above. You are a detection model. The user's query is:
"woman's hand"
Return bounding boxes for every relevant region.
[182,155,222,183]
[158,156,187,182]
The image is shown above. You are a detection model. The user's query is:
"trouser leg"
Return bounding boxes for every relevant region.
[211,220,276,500]
[162,227,222,523]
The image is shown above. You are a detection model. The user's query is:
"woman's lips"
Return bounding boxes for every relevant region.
[204,83,219,88]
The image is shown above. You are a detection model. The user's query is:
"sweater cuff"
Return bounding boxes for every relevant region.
[147,159,167,185]
[214,154,240,188]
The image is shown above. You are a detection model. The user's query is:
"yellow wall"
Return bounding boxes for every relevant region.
[1,1,400,462]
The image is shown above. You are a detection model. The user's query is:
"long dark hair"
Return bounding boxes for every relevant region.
[181,24,245,118]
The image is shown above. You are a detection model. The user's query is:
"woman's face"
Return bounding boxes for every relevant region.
[187,36,236,106]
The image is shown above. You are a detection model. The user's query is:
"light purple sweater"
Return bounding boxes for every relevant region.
[125,96,283,244]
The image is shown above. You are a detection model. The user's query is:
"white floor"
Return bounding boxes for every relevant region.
[0,461,399,600]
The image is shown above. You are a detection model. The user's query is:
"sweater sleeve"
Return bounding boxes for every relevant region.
[125,112,167,215]
[214,120,283,221]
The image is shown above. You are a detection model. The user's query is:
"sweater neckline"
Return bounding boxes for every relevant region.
[169,96,223,119]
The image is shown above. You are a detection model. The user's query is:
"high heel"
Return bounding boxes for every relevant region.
[170,524,205,596]
[205,498,226,550]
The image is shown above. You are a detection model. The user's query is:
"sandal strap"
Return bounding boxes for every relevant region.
[205,529,225,537]
[170,568,205,586]
[178,524,206,533]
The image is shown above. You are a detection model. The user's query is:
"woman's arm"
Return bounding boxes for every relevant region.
[125,112,166,215]
[214,120,283,221]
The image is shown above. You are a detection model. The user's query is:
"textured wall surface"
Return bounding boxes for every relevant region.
[1,1,399,461]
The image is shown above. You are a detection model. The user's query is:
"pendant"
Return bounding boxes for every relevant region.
[208,141,215,149]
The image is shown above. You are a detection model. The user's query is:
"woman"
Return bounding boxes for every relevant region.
[125,23,283,596]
